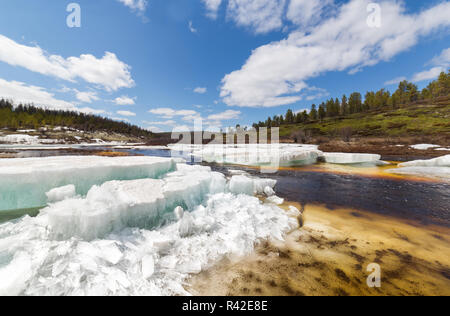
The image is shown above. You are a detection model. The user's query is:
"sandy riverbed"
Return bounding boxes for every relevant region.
[188,202,450,296]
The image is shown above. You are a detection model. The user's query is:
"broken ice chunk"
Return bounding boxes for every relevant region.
[46,185,76,203]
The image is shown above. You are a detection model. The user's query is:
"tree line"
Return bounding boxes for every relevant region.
[0,100,153,138]
[252,70,450,129]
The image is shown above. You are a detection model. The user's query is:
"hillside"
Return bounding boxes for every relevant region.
[278,101,450,140]
[0,99,155,143]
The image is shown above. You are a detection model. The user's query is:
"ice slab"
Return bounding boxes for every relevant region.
[45,164,227,240]
[323,153,381,164]
[0,156,177,212]
[228,175,277,196]
[170,144,322,167]
[386,167,450,181]
[397,155,450,168]
[386,155,450,181]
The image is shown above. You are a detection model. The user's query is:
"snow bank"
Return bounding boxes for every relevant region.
[0,156,177,212]
[0,163,295,296]
[323,153,381,164]
[0,134,39,144]
[410,144,440,150]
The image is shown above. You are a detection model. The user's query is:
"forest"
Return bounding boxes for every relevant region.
[0,100,153,139]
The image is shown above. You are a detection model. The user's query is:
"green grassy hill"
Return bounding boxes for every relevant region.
[278,101,450,140]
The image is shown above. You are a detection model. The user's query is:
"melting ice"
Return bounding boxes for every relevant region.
[0,156,297,296]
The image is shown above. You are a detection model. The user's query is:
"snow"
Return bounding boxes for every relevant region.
[323,153,381,164]
[0,160,295,296]
[0,156,177,212]
[410,144,441,150]
[0,134,39,144]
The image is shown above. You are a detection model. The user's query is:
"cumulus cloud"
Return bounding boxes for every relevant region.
[193,87,207,94]
[75,91,99,103]
[384,76,407,86]
[117,0,148,13]
[226,0,286,34]
[117,110,136,117]
[0,77,104,114]
[0,34,134,91]
[202,0,223,19]
[412,47,450,82]
[207,109,241,121]
[220,0,450,107]
[114,95,136,105]
[286,0,333,27]
[148,107,198,118]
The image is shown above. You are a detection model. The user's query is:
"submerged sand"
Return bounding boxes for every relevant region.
[188,203,450,296]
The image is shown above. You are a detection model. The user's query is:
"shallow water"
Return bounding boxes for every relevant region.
[211,163,450,227]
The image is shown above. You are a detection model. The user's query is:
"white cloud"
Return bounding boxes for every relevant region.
[0,77,104,114]
[412,67,446,82]
[207,110,241,121]
[430,48,450,67]
[111,117,131,122]
[226,0,286,34]
[148,107,198,118]
[0,34,134,91]
[220,0,450,107]
[189,21,198,33]
[286,0,332,28]
[384,76,407,86]
[117,0,148,13]
[193,87,207,94]
[146,126,164,133]
[114,95,136,105]
[143,120,176,126]
[75,91,99,103]
[202,0,223,19]
[411,47,450,82]
[117,110,136,117]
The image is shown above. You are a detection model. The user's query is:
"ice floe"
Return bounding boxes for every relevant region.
[323,153,382,165]
[386,155,450,181]
[0,156,177,212]
[0,160,296,296]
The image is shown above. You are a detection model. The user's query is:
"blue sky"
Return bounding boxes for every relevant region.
[0,0,449,132]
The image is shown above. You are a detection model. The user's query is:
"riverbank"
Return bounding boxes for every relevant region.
[188,202,450,296]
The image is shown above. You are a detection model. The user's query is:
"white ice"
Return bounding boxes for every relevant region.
[386,155,450,181]
[323,153,381,164]
[0,162,295,296]
[46,185,76,203]
[0,156,177,212]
